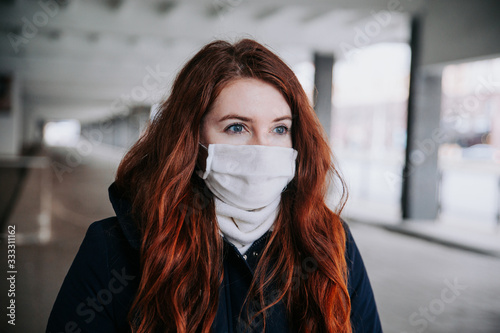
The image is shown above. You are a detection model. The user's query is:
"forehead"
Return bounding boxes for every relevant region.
[209,78,291,118]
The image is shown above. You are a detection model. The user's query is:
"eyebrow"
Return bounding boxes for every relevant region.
[218,114,293,123]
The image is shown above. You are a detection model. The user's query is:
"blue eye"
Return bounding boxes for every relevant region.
[226,124,244,134]
[274,126,289,135]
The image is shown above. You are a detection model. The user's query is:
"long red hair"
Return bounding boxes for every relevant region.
[115,39,351,332]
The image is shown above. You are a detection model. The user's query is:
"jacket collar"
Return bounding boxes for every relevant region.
[108,182,142,250]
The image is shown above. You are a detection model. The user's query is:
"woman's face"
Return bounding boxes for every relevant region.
[200,78,293,148]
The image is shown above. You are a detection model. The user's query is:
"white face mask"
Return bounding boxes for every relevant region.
[198,144,298,210]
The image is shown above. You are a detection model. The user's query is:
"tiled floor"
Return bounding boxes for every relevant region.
[1,145,499,333]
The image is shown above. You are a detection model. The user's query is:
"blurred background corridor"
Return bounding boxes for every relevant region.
[1,0,500,332]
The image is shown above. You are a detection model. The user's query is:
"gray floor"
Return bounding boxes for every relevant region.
[1,146,499,333]
[352,222,500,333]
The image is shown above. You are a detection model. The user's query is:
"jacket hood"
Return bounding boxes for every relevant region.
[108,182,141,250]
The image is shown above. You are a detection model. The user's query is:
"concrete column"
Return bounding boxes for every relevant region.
[402,71,443,220]
[313,53,334,138]
[402,16,443,220]
[0,74,22,155]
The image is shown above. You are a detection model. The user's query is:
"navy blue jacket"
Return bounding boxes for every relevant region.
[46,184,382,332]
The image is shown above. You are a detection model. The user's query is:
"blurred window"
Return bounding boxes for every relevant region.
[330,43,411,222]
[439,57,500,229]
[43,120,81,147]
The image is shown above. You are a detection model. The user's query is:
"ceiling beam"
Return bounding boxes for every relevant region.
[155,0,177,15]
[105,0,125,11]
[254,6,283,21]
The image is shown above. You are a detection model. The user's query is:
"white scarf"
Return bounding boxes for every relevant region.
[215,196,280,254]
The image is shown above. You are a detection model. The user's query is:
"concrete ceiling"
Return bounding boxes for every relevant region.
[0,0,424,123]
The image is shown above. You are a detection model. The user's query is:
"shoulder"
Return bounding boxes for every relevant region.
[46,217,140,333]
[78,217,139,270]
[342,222,359,272]
[341,221,383,332]
[77,217,141,295]
[85,216,125,240]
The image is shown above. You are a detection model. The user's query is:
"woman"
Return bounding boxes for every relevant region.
[46,39,382,333]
